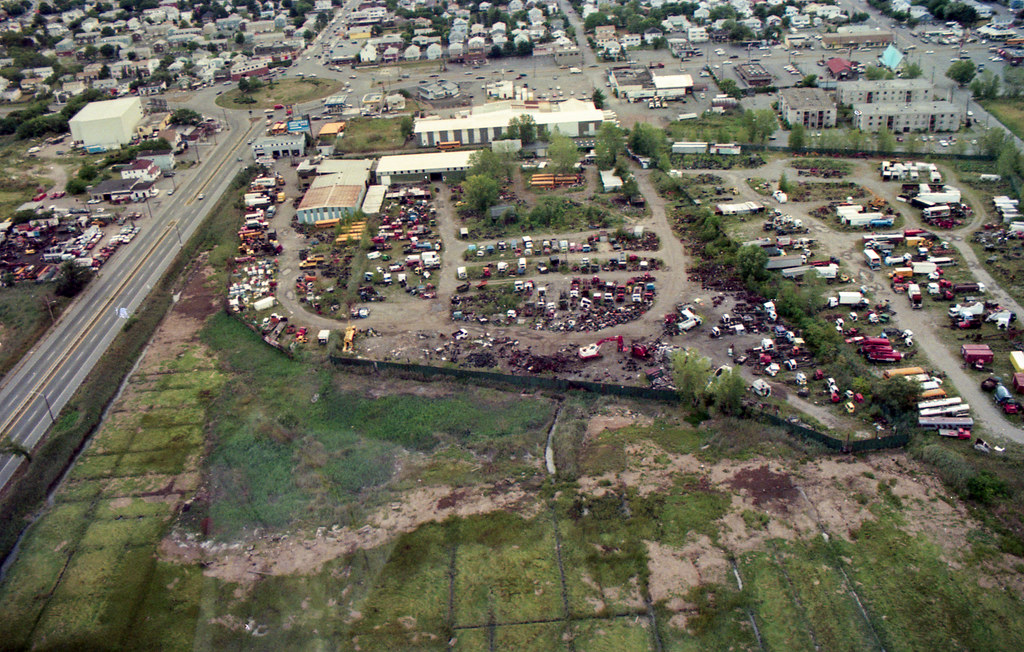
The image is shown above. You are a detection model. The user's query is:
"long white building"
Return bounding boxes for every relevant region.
[413,99,606,147]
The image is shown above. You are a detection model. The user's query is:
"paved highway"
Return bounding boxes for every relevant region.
[0,91,260,492]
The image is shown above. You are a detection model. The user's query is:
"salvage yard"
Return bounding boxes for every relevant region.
[7,112,1024,650]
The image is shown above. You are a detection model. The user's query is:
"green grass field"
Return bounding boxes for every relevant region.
[335,117,409,153]
[0,283,67,379]
[0,341,223,650]
[981,99,1024,142]
[216,77,342,110]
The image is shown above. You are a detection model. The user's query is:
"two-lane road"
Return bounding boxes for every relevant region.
[0,97,260,491]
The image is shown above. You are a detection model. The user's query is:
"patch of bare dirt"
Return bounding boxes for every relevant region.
[141,263,220,367]
[727,464,799,508]
[163,481,541,584]
[576,439,703,497]
[645,540,701,602]
[719,496,805,555]
[585,410,653,442]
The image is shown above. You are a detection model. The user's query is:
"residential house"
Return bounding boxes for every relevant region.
[621,33,641,48]
[121,159,161,182]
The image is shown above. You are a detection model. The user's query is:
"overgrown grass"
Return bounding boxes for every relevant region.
[336,117,408,153]
[0,339,222,650]
[0,282,67,379]
[839,508,1024,650]
[200,312,555,536]
[216,78,342,110]
[980,99,1024,143]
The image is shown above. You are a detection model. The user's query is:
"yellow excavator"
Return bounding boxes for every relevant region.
[342,325,357,353]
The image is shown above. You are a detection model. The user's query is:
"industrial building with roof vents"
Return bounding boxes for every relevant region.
[412,99,605,147]
[294,159,372,224]
[69,97,143,149]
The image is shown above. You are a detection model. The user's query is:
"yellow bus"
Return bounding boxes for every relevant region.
[437,141,461,151]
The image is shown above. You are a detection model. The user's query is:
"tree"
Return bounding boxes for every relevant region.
[902,62,923,79]
[872,375,920,416]
[1004,66,1024,98]
[864,65,894,81]
[788,123,805,150]
[0,434,31,461]
[237,76,250,93]
[797,74,817,88]
[234,32,245,45]
[980,127,1008,158]
[970,70,1000,100]
[507,114,536,144]
[671,349,712,408]
[735,244,768,284]
[399,115,414,140]
[594,122,625,170]
[77,164,98,181]
[946,60,977,87]
[620,176,639,199]
[467,148,513,181]
[584,12,609,31]
[591,88,605,109]
[778,172,792,194]
[846,129,868,151]
[875,127,896,153]
[629,122,664,158]
[742,109,777,144]
[462,174,500,213]
[170,108,202,125]
[65,178,88,195]
[718,78,742,99]
[711,368,746,416]
[55,260,90,298]
[548,130,579,174]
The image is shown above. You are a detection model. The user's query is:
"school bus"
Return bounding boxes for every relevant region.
[437,141,461,151]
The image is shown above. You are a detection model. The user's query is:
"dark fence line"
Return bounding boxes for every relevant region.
[329,355,910,452]
[328,355,680,401]
[745,144,996,162]
[757,412,909,452]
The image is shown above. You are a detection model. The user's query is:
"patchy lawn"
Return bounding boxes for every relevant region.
[216,78,342,110]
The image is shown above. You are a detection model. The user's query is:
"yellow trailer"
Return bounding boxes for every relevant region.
[1011,351,1024,373]
[883,366,926,379]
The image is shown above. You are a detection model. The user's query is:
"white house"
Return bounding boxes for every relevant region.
[121,159,160,182]
[688,27,709,43]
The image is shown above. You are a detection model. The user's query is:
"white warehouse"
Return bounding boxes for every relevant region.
[69,97,143,149]
[413,99,606,147]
